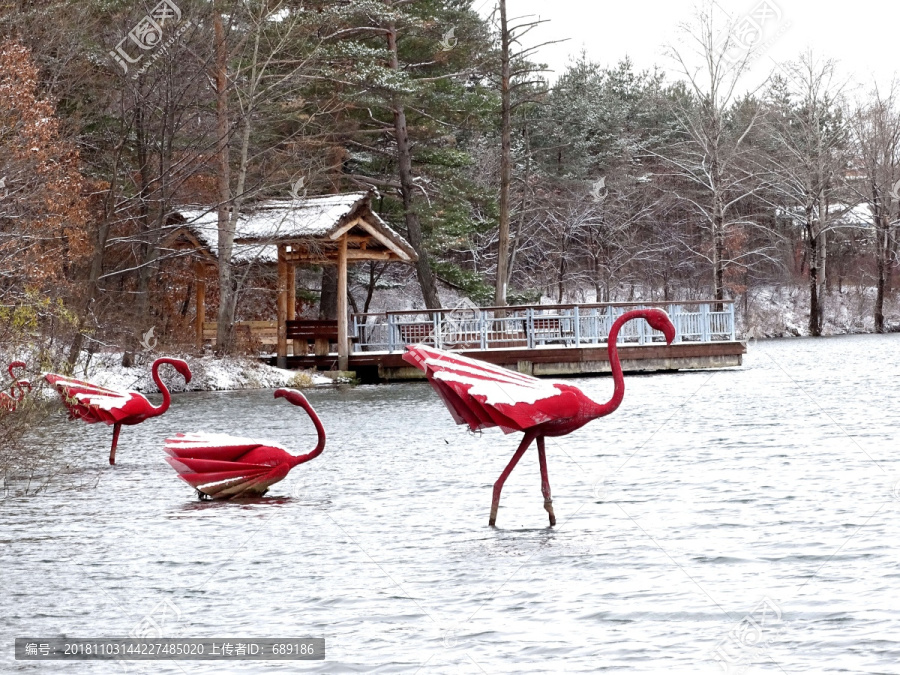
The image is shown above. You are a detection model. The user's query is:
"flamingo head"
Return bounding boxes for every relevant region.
[275,388,326,464]
[8,361,27,379]
[168,358,193,384]
[644,309,676,345]
[275,388,310,408]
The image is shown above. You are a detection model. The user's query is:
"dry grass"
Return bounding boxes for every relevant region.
[0,388,100,499]
[287,370,317,389]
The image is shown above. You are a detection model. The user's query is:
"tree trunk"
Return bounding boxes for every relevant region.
[363,261,384,314]
[214,10,236,354]
[808,250,820,336]
[68,136,127,368]
[67,217,112,368]
[816,193,827,331]
[494,0,511,306]
[712,211,726,308]
[875,216,888,333]
[319,266,338,320]
[806,208,822,336]
[386,21,440,309]
[711,165,726,309]
[319,144,346,318]
[134,101,152,354]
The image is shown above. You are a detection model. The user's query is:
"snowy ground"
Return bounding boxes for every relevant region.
[550,281,900,339]
[66,352,333,394]
[740,284,900,338]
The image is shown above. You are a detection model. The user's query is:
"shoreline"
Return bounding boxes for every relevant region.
[65,352,340,394]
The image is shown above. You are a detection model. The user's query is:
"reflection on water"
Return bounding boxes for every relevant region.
[3,334,900,673]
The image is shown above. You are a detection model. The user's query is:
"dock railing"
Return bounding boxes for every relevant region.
[351,300,736,353]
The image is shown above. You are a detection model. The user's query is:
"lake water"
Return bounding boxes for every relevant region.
[3,334,900,673]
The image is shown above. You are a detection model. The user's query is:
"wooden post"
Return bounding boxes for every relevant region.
[277,245,288,369]
[337,235,349,371]
[195,263,206,350]
[287,262,299,357]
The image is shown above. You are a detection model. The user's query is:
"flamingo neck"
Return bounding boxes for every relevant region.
[150,359,172,416]
[290,400,327,467]
[7,362,29,401]
[589,312,630,418]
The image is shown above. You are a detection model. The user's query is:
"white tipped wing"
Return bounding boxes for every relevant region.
[402,345,580,432]
[165,432,287,452]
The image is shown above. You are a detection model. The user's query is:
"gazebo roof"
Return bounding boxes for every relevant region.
[168,191,417,264]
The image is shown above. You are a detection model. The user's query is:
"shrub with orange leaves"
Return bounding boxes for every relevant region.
[0,39,89,302]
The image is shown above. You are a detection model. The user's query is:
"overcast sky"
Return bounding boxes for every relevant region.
[476,0,896,98]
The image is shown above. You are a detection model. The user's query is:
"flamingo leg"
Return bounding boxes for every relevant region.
[537,436,555,527]
[109,423,122,465]
[489,431,536,527]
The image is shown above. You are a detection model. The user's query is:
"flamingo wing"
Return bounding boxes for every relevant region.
[164,433,290,498]
[44,373,137,424]
[403,345,581,433]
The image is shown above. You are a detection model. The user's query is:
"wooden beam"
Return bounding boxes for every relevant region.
[287,263,301,357]
[357,222,412,261]
[337,234,349,371]
[328,216,364,241]
[347,250,395,260]
[283,250,396,263]
[276,245,288,369]
[284,254,333,265]
[194,263,206,350]
[163,228,218,263]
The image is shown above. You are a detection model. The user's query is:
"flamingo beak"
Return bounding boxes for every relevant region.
[649,310,676,344]
[664,324,676,345]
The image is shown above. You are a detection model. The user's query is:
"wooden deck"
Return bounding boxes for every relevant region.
[269,340,746,383]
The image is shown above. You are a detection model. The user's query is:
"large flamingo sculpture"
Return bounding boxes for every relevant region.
[0,361,31,412]
[44,357,192,465]
[164,388,326,499]
[403,308,676,527]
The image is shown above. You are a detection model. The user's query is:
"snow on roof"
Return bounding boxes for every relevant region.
[834,202,874,226]
[170,192,414,264]
[775,202,874,227]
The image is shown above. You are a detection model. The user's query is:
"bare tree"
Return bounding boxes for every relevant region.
[759,53,850,335]
[848,83,900,332]
[212,2,328,351]
[492,1,560,306]
[658,1,764,305]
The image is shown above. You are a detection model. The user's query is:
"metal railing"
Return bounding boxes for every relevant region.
[351,300,736,353]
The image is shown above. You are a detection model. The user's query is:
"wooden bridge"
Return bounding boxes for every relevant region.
[177,193,744,381]
[253,300,745,382]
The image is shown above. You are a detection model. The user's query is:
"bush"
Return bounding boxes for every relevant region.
[287,370,316,389]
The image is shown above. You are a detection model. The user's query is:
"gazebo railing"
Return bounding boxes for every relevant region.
[351,300,736,353]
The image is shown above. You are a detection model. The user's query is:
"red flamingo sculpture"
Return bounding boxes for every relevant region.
[0,361,31,412]
[164,388,326,499]
[403,308,676,527]
[44,357,192,465]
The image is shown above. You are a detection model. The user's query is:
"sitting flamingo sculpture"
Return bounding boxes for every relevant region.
[44,357,192,465]
[403,308,676,527]
[164,388,326,499]
[0,361,31,412]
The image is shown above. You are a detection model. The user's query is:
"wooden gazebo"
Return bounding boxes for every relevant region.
[166,191,418,370]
